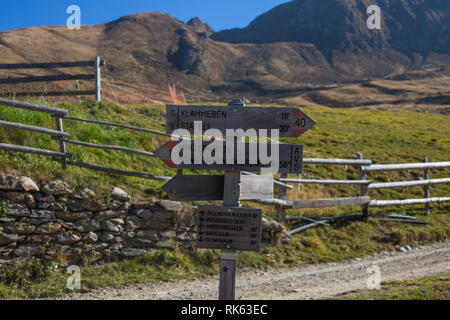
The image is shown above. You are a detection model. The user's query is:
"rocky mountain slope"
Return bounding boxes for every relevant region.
[0,0,448,107]
[213,0,450,56]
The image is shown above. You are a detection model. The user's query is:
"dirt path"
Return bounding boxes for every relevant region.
[68,241,450,300]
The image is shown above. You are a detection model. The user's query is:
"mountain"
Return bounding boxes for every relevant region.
[0,1,448,110]
[213,0,450,56]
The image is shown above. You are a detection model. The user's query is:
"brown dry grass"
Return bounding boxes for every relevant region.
[0,12,448,111]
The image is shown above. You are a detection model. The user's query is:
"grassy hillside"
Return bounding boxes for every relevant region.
[0,99,449,209]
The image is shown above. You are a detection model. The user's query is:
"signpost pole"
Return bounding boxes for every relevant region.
[219,171,241,300]
[219,99,243,301]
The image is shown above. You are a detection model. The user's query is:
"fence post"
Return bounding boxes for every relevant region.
[95,56,102,102]
[55,117,67,170]
[424,157,430,215]
[277,173,287,223]
[75,80,82,104]
[357,153,369,222]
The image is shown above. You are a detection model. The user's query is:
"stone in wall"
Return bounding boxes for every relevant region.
[3,192,36,208]
[41,180,72,196]
[111,188,131,202]
[0,233,24,246]
[5,203,30,217]
[0,175,39,192]
[55,211,93,221]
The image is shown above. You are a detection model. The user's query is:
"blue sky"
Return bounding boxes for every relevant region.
[0,0,289,32]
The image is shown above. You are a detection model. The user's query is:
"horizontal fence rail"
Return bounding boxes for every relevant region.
[52,158,171,181]
[10,91,96,97]
[56,138,155,157]
[368,178,450,189]
[242,171,294,190]
[0,143,71,158]
[369,197,450,207]
[363,162,450,171]
[303,158,372,166]
[280,178,371,185]
[0,57,104,101]
[61,116,171,137]
[291,197,371,209]
[0,74,95,84]
[0,60,105,69]
[256,196,370,209]
[0,97,67,116]
[0,120,70,137]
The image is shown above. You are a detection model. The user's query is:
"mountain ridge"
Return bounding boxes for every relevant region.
[213,0,450,56]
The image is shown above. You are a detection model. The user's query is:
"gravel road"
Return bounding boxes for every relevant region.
[68,241,449,300]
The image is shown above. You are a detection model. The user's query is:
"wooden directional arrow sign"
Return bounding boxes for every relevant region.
[162,175,273,201]
[155,140,303,174]
[196,205,262,251]
[166,105,316,138]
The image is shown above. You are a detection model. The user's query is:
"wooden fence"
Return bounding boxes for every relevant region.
[0,98,449,230]
[0,97,170,181]
[0,57,105,101]
[262,154,450,229]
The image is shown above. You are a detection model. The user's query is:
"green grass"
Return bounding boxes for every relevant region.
[0,100,171,200]
[336,273,449,300]
[0,99,449,299]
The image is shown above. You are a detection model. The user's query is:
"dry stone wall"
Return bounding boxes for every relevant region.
[0,174,287,265]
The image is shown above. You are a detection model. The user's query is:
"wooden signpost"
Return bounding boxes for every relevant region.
[159,101,315,300]
[155,140,303,174]
[166,104,316,138]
